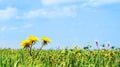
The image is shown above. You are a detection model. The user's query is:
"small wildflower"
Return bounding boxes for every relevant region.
[104,53,111,58]
[28,36,39,42]
[61,50,66,54]
[95,41,99,47]
[107,41,110,47]
[20,40,32,48]
[77,53,81,56]
[95,40,99,48]
[42,36,51,45]
[93,51,97,55]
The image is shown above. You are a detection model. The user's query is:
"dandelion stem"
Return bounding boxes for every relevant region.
[29,46,32,56]
[34,45,44,58]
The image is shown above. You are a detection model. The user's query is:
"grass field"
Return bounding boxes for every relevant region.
[0,47,120,67]
[0,36,120,67]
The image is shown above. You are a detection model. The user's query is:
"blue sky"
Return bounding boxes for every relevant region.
[0,0,120,49]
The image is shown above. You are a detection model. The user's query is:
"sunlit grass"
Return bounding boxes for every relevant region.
[0,47,120,67]
[0,36,120,67]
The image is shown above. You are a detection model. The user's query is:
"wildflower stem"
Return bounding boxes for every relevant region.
[29,46,32,56]
[34,45,44,58]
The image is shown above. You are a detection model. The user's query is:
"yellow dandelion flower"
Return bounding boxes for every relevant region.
[93,51,97,55]
[42,36,51,45]
[28,36,39,42]
[20,40,32,48]
[61,50,66,54]
[104,53,111,58]
[77,53,81,57]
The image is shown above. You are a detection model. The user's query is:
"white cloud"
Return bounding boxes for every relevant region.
[41,0,120,7]
[0,24,33,32]
[82,0,120,7]
[24,5,77,18]
[0,7,18,20]
[41,0,82,6]
[0,0,119,20]
[0,26,18,32]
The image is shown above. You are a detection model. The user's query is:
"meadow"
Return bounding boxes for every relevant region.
[0,36,120,67]
[0,46,120,67]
